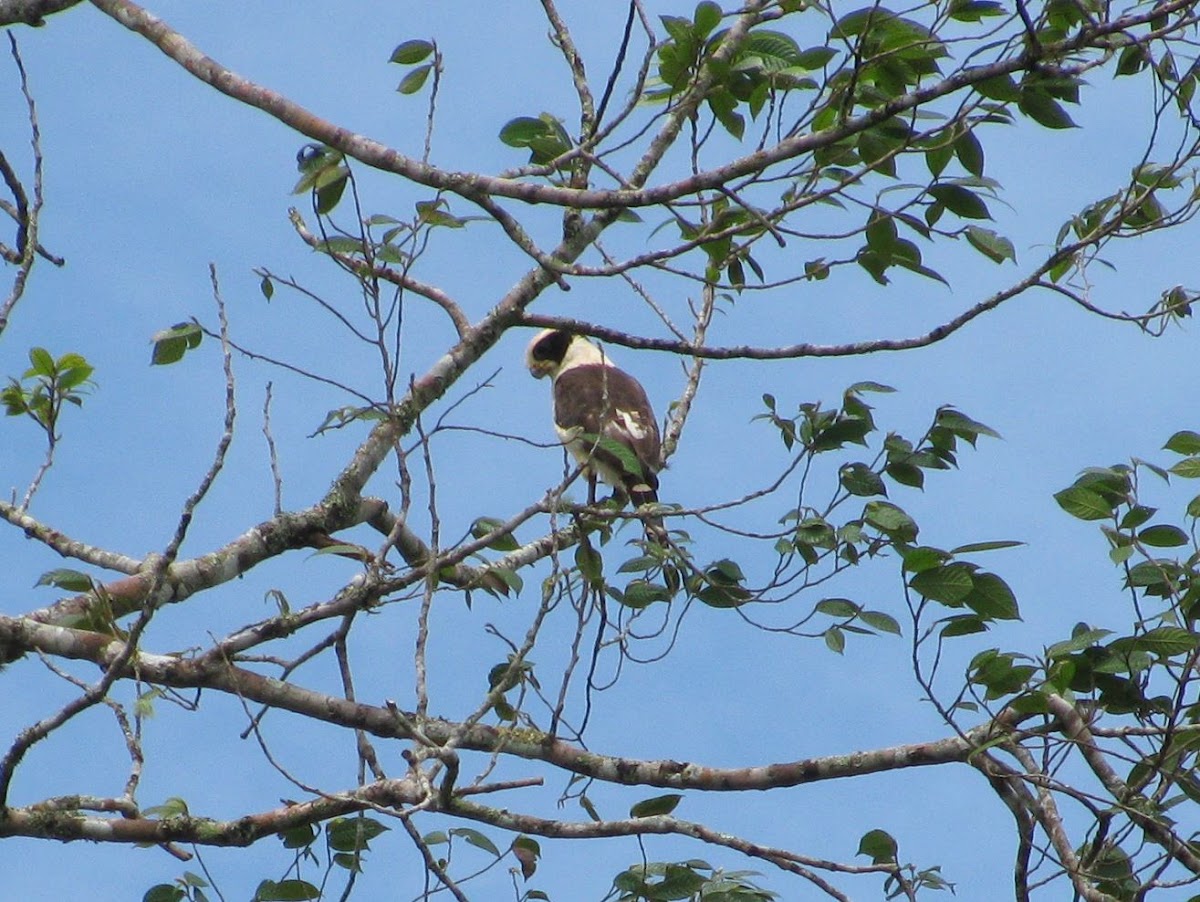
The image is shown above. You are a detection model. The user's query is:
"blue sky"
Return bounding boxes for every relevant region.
[2,2,1198,899]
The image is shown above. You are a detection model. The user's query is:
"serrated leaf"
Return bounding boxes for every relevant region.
[630,793,682,818]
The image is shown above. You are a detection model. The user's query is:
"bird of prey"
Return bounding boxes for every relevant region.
[525,328,666,543]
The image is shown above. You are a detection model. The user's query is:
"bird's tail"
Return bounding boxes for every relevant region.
[627,479,668,545]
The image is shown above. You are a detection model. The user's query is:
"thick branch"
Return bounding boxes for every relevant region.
[0,0,79,26]
[0,615,1027,793]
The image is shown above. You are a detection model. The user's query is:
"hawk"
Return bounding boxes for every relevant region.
[525,328,666,543]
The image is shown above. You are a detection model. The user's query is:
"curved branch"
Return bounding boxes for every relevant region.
[86,0,1197,211]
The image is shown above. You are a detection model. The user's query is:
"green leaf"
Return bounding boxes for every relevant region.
[863,500,918,541]
[314,171,348,214]
[954,128,984,176]
[397,65,432,95]
[143,887,185,902]
[1169,458,1200,479]
[512,835,541,880]
[279,824,316,849]
[1165,430,1200,455]
[450,827,501,856]
[1046,625,1113,657]
[694,0,722,36]
[857,828,898,864]
[840,465,888,501]
[470,516,520,551]
[707,558,745,584]
[390,39,434,65]
[975,73,1020,101]
[575,543,603,584]
[949,0,1005,22]
[619,580,672,608]
[940,614,988,637]
[950,539,1024,554]
[260,275,274,300]
[1119,505,1156,529]
[963,572,1020,620]
[151,322,203,366]
[630,793,682,818]
[145,796,189,818]
[902,545,949,573]
[35,568,95,592]
[824,626,846,653]
[499,117,550,147]
[1109,626,1200,659]
[253,879,320,902]
[1019,91,1078,129]
[1054,485,1115,520]
[929,184,991,219]
[965,226,1016,264]
[617,555,658,574]
[1138,524,1189,547]
[796,46,837,69]
[326,816,389,852]
[27,346,54,377]
[910,563,975,604]
[861,610,901,634]
[816,598,860,618]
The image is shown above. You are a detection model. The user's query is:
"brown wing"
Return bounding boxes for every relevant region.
[553,363,660,499]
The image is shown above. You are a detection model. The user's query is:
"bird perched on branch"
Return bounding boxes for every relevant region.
[525,328,667,543]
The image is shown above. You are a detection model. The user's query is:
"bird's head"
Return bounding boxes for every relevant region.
[525,328,607,379]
